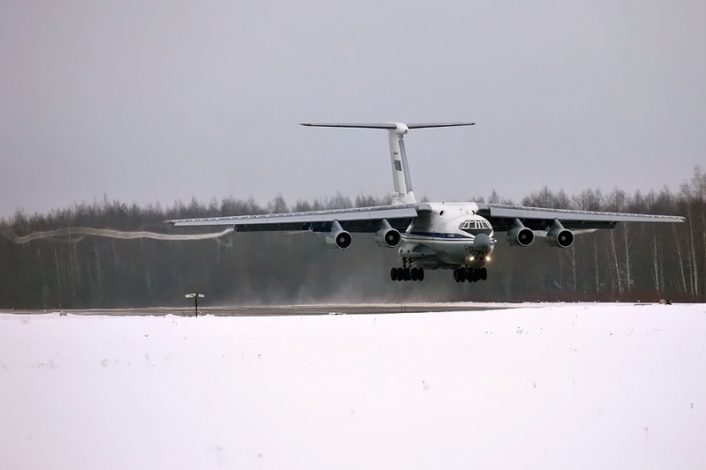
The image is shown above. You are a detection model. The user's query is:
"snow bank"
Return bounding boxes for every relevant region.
[1,304,705,469]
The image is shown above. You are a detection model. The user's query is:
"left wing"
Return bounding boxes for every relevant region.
[475,203,685,231]
[167,204,417,233]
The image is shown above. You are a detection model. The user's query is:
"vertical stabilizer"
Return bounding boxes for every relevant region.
[387,123,416,204]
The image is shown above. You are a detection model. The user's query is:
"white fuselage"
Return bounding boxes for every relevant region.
[398,202,495,269]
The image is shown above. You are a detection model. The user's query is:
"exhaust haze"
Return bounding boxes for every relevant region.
[0,227,233,244]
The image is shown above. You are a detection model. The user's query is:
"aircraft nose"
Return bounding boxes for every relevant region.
[473,233,494,254]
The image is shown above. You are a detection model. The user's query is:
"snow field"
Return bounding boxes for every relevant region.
[1,303,705,469]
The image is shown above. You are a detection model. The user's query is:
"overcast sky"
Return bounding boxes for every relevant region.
[1,1,705,217]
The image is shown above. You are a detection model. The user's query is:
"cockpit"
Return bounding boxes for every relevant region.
[459,218,493,235]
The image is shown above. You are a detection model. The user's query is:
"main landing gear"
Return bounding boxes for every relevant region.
[390,267,425,282]
[453,267,487,283]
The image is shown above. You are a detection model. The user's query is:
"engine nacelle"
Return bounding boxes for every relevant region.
[374,220,401,248]
[507,219,534,247]
[545,220,574,248]
[325,221,352,249]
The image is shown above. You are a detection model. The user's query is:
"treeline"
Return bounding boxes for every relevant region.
[1,169,704,308]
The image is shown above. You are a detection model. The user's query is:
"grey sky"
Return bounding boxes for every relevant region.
[1,1,705,217]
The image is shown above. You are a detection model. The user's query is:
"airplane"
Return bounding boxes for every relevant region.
[168,122,685,283]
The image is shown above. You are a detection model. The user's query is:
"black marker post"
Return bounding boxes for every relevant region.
[184,292,205,317]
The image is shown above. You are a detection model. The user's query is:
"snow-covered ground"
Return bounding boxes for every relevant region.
[1,304,705,470]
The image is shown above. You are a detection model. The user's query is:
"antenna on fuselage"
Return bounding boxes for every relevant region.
[300,122,475,206]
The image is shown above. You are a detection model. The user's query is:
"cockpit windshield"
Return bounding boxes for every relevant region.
[459,219,492,230]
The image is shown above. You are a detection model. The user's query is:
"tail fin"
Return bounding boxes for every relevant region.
[301,122,475,205]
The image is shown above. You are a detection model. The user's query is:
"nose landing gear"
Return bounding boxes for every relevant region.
[453,267,487,283]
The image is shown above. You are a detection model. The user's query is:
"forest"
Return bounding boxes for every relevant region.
[1,168,704,308]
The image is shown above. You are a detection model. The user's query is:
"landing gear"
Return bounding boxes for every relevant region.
[411,267,424,281]
[390,266,424,282]
[453,267,487,283]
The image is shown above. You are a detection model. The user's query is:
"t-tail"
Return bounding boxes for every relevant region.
[300,122,475,205]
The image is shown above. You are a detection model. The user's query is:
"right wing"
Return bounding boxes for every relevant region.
[475,203,685,231]
[166,204,418,233]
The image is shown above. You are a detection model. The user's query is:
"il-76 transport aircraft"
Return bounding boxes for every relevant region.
[169,122,685,283]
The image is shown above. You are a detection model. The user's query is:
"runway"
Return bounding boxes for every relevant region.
[0,302,517,317]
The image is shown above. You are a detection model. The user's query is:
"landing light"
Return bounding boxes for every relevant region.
[469,256,475,261]
[485,256,492,262]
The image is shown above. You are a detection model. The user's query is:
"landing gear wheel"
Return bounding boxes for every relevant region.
[392,266,425,282]
[480,267,487,281]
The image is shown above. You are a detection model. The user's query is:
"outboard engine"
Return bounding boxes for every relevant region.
[507,218,534,247]
[374,220,401,248]
[325,220,352,249]
[546,219,574,248]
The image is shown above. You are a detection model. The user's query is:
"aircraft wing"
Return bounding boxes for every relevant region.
[167,204,418,233]
[475,203,685,231]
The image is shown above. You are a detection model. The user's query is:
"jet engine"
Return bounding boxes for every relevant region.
[545,220,574,248]
[374,220,401,248]
[507,219,534,247]
[325,221,352,249]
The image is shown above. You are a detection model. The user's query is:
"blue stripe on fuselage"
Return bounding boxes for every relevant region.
[406,232,473,241]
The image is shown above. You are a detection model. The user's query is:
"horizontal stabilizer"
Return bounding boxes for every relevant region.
[301,123,397,129]
[407,122,475,129]
[301,122,475,130]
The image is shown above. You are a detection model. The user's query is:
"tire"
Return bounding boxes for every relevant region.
[391,267,397,281]
[418,269,425,282]
[481,267,487,281]
[410,268,419,281]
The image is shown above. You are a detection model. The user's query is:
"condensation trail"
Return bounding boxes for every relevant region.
[0,227,234,245]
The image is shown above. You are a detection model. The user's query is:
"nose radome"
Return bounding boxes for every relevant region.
[473,233,494,254]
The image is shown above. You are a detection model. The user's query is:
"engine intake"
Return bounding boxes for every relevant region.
[374,220,401,248]
[507,219,534,247]
[546,219,574,248]
[326,221,352,249]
